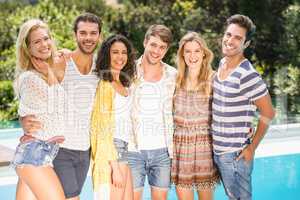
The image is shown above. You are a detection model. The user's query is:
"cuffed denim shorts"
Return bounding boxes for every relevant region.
[214,151,254,200]
[127,148,171,190]
[11,139,59,168]
[113,138,129,164]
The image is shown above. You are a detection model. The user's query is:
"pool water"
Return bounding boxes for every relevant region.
[0,153,299,200]
[0,121,19,129]
[0,127,299,199]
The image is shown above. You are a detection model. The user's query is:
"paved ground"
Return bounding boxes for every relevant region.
[0,145,13,167]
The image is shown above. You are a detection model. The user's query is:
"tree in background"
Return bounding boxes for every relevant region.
[0,0,299,123]
[0,0,80,121]
[273,3,300,123]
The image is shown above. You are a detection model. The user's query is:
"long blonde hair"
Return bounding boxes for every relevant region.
[15,19,56,79]
[176,32,214,96]
[14,19,56,98]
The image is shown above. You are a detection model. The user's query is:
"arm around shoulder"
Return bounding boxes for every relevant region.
[53,55,67,83]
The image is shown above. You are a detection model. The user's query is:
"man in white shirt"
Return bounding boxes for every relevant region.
[127,24,177,200]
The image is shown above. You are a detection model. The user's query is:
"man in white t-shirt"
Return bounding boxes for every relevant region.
[127,24,177,200]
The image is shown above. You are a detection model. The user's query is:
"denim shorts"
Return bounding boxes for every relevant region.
[11,139,59,168]
[127,148,171,190]
[113,138,129,164]
[214,151,254,200]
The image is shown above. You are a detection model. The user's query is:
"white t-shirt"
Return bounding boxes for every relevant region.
[134,79,166,149]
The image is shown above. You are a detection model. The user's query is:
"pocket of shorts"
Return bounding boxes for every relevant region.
[217,154,236,164]
[11,143,27,165]
[154,150,170,166]
[113,139,128,152]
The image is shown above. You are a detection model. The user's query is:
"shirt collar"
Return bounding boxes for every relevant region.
[136,56,169,80]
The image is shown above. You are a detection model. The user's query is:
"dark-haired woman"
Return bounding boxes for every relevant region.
[90,34,136,200]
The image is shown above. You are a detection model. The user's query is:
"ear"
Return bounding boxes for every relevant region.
[244,40,250,49]
[98,33,103,44]
[73,31,77,40]
[143,38,148,48]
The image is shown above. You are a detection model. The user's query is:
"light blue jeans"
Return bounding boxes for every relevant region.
[127,148,171,190]
[113,138,129,164]
[214,151,253,200]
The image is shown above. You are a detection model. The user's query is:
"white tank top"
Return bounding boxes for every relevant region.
[60,58,99,150]
[114,90,133,142]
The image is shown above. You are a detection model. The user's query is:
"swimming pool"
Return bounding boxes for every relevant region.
[0,127,300,200]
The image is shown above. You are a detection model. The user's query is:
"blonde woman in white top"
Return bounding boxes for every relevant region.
[12,19,66,200]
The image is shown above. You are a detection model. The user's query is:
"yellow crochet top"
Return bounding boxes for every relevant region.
[90,80,118,190]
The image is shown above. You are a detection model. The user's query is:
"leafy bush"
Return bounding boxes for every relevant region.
[0,0,81,81]
[283,4,300,67]
[0,80,18,121]
[273,64,300,123]
[107,0,209,65]
[0,80,14,110]
[0,0,299,122]
[0,0,81,121]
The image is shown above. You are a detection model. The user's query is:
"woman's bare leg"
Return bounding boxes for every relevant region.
[16,179,37,200]
[123,165,134,200]
[197,188,214,200]
[16,165,65,200]
[176,187,194,200]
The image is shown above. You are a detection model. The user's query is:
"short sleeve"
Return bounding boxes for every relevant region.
[18,72,48,116]
[18,72,64,116]
[240,70,268,101]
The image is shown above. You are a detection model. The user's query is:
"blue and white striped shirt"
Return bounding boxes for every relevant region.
[212,59,268,154]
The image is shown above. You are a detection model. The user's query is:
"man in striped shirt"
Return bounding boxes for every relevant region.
[212,14,275,200]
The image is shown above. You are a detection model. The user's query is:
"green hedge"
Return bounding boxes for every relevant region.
[0,80,18,121]
[0,0,299,122]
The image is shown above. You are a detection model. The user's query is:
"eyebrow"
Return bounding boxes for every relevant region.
[31,36,49,42]
[226,31,244,39]
[111,49,127,52]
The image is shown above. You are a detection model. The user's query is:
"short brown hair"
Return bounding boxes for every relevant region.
[73,12,102,34]
[226,14,256,42]
[144,24,172,46]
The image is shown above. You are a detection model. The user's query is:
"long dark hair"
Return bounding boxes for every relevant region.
[95,34,136,87]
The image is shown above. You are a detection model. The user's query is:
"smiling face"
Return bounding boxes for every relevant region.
[183,40,204,73]
[143,35,168,65]
[28,28,52,60]
[222,23,249,58]
[75,21,100,54]
[110,41,128,72]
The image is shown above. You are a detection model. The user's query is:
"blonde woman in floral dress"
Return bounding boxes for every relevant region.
[171,32,219,200]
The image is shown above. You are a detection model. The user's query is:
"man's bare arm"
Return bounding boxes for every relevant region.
[251,93,276,146]
[20,115,42,135]
[237,94,275,161]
